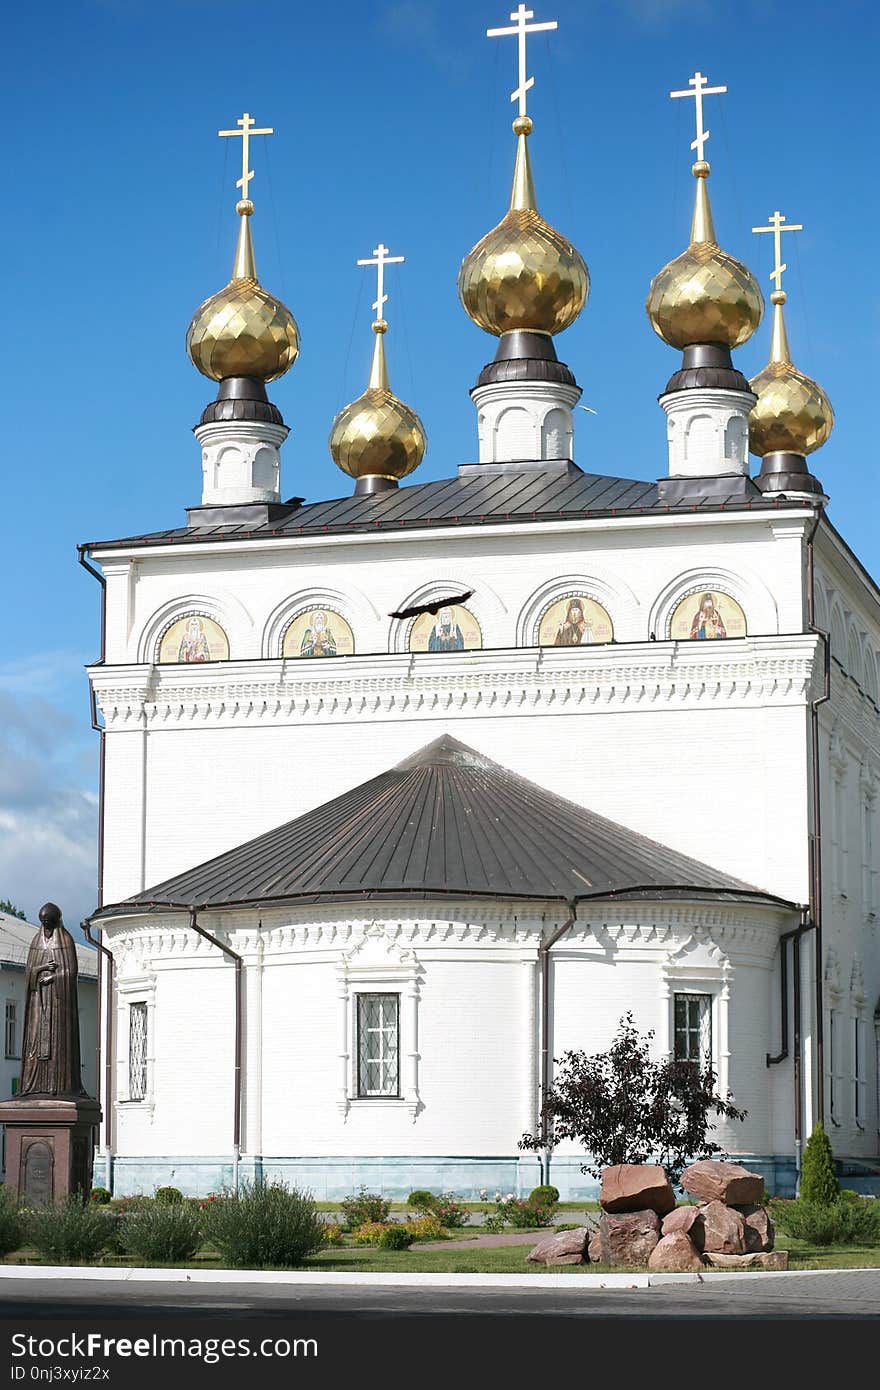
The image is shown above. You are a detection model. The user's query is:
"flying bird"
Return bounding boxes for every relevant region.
[389,590,474,620]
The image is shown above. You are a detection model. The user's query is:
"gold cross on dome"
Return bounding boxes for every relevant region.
[357,242,405,323]
[752,210,804,294]
[218,111,274,203]
[670,70,727,162]
[487,4,558,119]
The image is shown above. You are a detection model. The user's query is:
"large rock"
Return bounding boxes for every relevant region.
[680,1160,764,1206]
[589,1210,661,1266]
[703,1250,789,1270]
[600,1164,676,1217]
[527,1227,589,1266]
[701,1199,747,1255]
[734,1204,775,1253]
[661,1204,705,1250]
[647,1231,704,1273]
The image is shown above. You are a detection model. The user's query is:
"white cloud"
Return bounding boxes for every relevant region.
[0,666,97,927]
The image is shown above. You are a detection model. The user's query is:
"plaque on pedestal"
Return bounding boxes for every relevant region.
[0,1098,102,1204]
[0,904,102,1203]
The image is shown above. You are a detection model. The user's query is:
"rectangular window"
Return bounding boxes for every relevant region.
[128,1002,148,1102]
[4,1002,16,1059]
[862,799,877,917]
[356,993,399,1098]
[854,1016,866,1125]
[673,993,712,1066]
[828,1007,845,1125]
[833,775,848,897]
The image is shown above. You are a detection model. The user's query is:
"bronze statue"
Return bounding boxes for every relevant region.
[19,902,84,1097]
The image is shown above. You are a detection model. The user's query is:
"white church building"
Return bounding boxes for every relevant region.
[80,26,879,1198]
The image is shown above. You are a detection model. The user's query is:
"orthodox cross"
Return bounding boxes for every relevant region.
[357,242,405,323]
[487,4,558,118]
[752,210,803,294]
[218,112,274,203]
[669,71,727,162]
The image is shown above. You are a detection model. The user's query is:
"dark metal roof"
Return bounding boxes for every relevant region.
[85,464,802,552]
[95,735,795,917]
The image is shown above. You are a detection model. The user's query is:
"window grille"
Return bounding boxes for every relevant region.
[356,994,399,1098]
[4,1002,16,1059]
[129,1002,148,1101]
[673,993,712,1067]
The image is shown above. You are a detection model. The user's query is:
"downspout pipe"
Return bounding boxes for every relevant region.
[806,510,830,1131]
[82,919,114,1188]
[766,910,813,1068]
[78,546,109,1187]
[187,908,244,1192]
[538,902,577,1187]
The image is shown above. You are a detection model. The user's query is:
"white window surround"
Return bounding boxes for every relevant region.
[660,938,731,1098]
[115,974,157,1114]
[860,765,877,925]
[336,928,421,1120]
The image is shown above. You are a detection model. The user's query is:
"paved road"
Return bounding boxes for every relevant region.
[0,1270,877,1319]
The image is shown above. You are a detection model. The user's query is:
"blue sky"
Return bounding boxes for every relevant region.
[0,0,876,925]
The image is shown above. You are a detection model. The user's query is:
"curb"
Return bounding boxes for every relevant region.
[0,1265,851,1289]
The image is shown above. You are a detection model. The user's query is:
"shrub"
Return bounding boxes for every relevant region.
[340,1187,390,1229]
[772,1196,880,1245]
[406,1189,436,1212]
[404,1215,444,1241]
[200,1181,324,1268]
[321,1222,346,1247]
[0,1190,25,1256]
[154,1186,184,1206]
[529,1185,560,1207]
[120,1202,201,1263]
[800,1123,840,1205]
[28,1196,118,1263]
[352,1221,390,1247]
[521,1012,746,1182]
[89,1188,111,1205]
[378,1224,413,1250]
[432,1193,469,1228]
[502,1197,555,1229]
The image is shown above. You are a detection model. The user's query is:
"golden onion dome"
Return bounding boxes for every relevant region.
[186,201,299,382]
[749,291,834,456]
[329,322,426,485]
[458,117,588,337]
[646,163,763,350]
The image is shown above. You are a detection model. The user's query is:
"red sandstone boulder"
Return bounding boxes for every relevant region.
[589,1210,661,1266]
[661,1204,705,1250]
[700,1199,747,1255]
[527,1228,589,1266]
[600,1164,676,1217]
[734,1204,775,1253]
[647,1231,703,1273]
[680,1160,764,1206]
[703,1250,789,1270]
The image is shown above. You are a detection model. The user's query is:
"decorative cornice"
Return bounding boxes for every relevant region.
[102,899,790,980]
[89,635,822,730]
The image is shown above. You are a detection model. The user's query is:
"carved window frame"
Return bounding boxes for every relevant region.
[116,974,156,1113]
[336,934,421,1120]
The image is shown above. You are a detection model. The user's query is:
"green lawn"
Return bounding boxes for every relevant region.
[5,1238,880,1274]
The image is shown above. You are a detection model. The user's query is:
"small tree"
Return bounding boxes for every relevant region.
[0,899,27,920]
[519,1013,746,1184]
[799,1122,840,1204]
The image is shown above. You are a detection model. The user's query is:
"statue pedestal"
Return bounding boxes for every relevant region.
[0,1097,102,1205]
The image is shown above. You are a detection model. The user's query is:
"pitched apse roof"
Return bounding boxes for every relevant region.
[83,465,802,552]
[94,736,795,917]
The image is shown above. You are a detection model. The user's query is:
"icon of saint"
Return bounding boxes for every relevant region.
[428,607,465,652]
[554,599,595,646]
[300,610,338,658]
[178,616,211,662]
[690,593,727,640]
